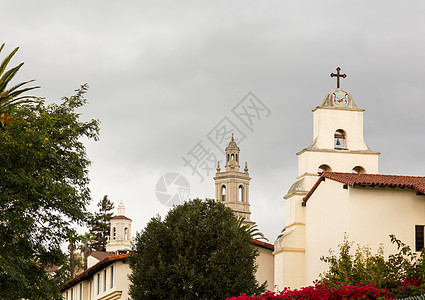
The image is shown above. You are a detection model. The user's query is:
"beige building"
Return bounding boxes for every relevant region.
[61,253,131,300]
[274,84,425,289]
[214,135,275,290]
[214,133,254,226]
[62,203,133,300]
[252,239,275,291]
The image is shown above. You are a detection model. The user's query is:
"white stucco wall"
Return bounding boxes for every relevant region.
[304,179,425,284]
[305,179,349,284]
[255,246,274,291]
[348,187,425,256]
[312,108,369,151]
[298,150,379,177]
[62,259,131,300]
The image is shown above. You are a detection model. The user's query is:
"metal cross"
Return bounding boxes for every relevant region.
[330,67,347,88]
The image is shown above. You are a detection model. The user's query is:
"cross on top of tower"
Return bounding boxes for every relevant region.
[330,67,347,88]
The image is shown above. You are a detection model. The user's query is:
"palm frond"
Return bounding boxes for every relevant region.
[235,216,269,242]
[6,79,36,93]
[0,46,19,77]
[0,63,24,88]
[5,85,40,101]
[0,44,39,111]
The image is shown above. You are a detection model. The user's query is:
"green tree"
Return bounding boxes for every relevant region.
[79,232,95,271]
[89,195,114,251]
[0,84,100,299]
[321,234,425,298]
[0,43,39,113]
[128,198,266,300]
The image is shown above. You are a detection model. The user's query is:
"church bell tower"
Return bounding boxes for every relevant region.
[106,201,133,252]
[274,68,380,289]
[214,134,254,226]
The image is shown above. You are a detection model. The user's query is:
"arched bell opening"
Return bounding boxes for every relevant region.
[334,129,347,150]
[317,164,332,174]
[221,185,226,202]
[352,166,366,174]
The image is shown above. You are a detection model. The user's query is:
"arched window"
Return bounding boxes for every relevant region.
[334,129,346,150]
[238,185,243,202]
[352,166,366,174]
[221,185,226,202]
[113,227,116,240]
[227,154,230,162]
[236,154,238,162]
[124,227,128,240]
[317,164,332,174]
[231,154,234,161]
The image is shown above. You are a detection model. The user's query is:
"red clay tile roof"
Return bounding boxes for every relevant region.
[251,238,274,250]
[60,253,131,292]
[90,251,115,261]
[110,215,132,221]
[303,172,425,205]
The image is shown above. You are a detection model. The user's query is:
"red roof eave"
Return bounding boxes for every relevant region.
[60,253,131,292]
[252,238,274,250]
[303,172,425,205]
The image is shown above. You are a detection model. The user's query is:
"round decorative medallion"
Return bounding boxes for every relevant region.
[332,91,348,107]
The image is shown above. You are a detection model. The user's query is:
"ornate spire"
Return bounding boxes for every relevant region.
[225,135,240,171]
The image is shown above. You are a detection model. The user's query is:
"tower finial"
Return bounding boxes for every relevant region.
[231,133,234,141]
[217,161,221,172]
[330,67,347,88]
[244,161,248,172]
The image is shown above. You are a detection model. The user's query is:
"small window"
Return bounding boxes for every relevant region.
[113,227,116,240]
[221,185,226,202]
[236,154,238,162]
[97,273,100,294]
[71,288,73,300]
[79,283,82,300]
[317,164,332,174]
[103,269,107,291]
[111,265,114,288]
[238,185,243,202]
[334,129,346,150]
[231,154,234,161]
[352,166,366,174]
[227,154,230,162]
[124,227,128,240]
[416,225,424,251]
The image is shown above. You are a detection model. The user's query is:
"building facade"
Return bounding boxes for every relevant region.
[273,83,425,289]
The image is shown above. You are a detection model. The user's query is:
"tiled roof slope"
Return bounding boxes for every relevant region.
[90,251,115,261]
[252,238,274,250]
[60,253,131,292]
[110,215,132,221]
[303,172,425,205]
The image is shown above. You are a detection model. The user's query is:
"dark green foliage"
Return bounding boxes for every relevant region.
[89,195,114,251]
[128,198,266,300]
[0,85,99,299]
[320,234,425,298]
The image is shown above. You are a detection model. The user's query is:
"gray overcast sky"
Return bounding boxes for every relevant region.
[2,0,425,241]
